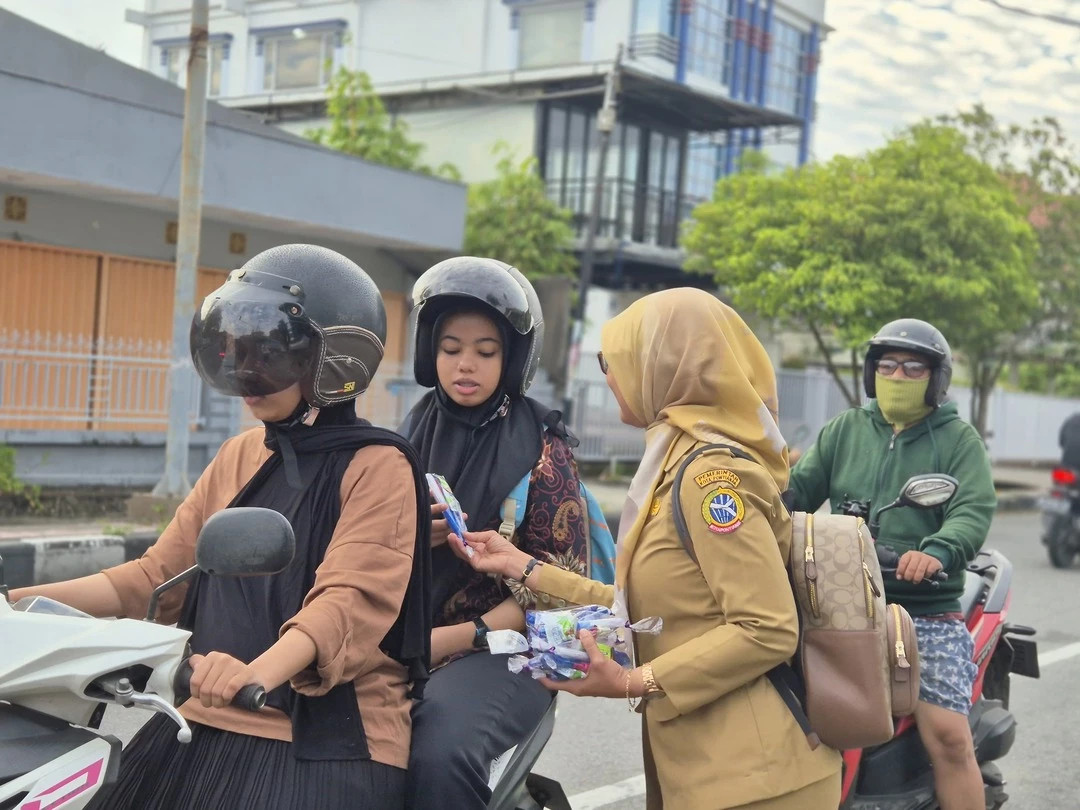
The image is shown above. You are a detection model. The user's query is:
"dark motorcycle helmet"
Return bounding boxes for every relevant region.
[410,256,543,396]
[191,244,386,407]
[863,318,953,407]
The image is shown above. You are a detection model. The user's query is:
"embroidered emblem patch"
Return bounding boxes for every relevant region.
[649,498,661,517]
[695,469,741,489]
[702,487,744,534]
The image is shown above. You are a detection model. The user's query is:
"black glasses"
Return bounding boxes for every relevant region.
[597,351,609,375]
[875,358,930,379]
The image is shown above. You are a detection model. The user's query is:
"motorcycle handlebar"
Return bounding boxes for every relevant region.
[175,659,266,712]
[875,544,949,586]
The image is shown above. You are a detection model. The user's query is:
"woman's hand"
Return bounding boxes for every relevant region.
[448,530,531,581]
[188,651,265,709]
[430,503,468,547]
[540,630,646,699]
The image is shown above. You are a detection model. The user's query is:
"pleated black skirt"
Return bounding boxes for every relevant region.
[89,714,406,810]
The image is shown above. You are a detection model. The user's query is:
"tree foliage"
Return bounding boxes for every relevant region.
[463,144,578,280]
[306,67,459,179]
[684,124,1038,434]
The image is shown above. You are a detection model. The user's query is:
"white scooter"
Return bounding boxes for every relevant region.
[0,507,293,810]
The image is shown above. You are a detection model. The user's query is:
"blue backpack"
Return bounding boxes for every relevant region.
[497,470,617,586]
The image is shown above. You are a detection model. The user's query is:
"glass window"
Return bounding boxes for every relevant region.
[765,19,807,116]
[161,42,226,97]
[686,0,735,86]
[261,30,335,91]
[633,0,675,37]
[565,108,587,216]
[544,106,568,205]
[519,3,584,69]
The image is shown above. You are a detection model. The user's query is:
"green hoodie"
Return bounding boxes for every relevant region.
[788,399,995,616]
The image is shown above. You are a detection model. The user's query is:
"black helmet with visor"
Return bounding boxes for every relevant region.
[191,244,386,408]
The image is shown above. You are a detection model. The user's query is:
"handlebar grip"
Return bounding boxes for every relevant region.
[232,684,267,711]
[175,658,266,711]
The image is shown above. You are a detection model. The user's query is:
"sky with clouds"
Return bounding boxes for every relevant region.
[814,0,1080,161]
[3,0,1079,164]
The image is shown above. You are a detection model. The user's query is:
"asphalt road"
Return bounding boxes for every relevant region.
[99,510,1078,809]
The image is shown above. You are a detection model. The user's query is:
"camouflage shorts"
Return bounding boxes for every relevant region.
[913,617,978,716]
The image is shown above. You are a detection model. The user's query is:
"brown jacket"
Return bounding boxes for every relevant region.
[531,441,841,809]
[103,427,417,768]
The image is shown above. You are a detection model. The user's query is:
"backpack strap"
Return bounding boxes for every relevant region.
[671,442,755,564]
[500,471,533,541]
[671,441,821,750]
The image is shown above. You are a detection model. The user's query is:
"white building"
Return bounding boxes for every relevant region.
[128,0,827,357]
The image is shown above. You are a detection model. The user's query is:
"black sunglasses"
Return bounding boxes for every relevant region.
[875,358,930,379]
[597,351,609,375]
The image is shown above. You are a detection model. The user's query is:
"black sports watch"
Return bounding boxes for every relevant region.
[471,617,491,650]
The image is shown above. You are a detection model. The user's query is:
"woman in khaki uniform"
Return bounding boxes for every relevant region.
[447,288,842,809]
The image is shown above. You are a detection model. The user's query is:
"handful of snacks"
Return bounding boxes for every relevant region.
[486,604,663,681]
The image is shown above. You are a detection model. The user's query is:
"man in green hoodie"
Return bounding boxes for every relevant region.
[789,318,995,810]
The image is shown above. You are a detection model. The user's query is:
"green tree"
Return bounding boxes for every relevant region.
[463,144,577,280]
[938,106,1080,388]
[306,67,459,179]
[684,124,1038,434]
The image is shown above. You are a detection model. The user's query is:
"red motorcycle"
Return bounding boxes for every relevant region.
[838,480,1040,809]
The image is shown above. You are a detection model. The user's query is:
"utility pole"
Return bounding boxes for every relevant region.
[153,0,210,498]
[560,43,623,420]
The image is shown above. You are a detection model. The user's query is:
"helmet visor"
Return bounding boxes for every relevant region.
[191,296,316,398]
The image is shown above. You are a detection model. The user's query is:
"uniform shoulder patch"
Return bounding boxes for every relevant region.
[694,468,741,489]
[701,486,745,534]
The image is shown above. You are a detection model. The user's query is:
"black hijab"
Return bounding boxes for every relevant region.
[399,310,552,609]
[180,400,432,760]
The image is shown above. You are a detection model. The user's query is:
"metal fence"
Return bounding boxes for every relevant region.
[0,330,202,431]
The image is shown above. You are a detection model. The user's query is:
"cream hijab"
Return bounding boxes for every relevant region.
[602,288,788,590]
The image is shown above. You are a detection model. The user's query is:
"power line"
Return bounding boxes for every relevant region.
[978,0,1080,29]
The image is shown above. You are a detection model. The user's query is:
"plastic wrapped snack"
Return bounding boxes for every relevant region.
[487,604,663,681]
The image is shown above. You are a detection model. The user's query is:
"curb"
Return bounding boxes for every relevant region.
[0,531,158,590]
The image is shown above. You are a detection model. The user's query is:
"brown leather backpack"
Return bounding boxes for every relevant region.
[672,443,920,750]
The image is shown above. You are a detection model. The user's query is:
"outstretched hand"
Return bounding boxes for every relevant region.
[447,530,531,582]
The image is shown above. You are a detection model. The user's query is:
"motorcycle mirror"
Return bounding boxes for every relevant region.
[896,474,959,510]
[144,508,295,622]
[195,507,295,577]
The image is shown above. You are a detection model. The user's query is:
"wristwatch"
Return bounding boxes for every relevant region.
[641,663,666,700]
[519,557,542,583]
[471,617,491,650]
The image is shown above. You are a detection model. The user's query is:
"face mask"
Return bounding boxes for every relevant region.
[875,375,933,429]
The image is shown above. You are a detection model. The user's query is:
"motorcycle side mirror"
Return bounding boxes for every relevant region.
[144,508,295,622]
[896,474,959,509]
[195,507,295,577]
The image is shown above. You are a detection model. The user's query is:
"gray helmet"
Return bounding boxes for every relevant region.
[410,256,544,396]
[191,244,386,407]
[863,318,952,406]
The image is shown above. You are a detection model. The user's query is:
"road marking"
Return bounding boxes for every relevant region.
[1040,640,1080,667]
[565,642,1080,810]
[567,775,647,809]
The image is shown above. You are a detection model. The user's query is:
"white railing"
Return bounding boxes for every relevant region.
[0,330,202,429]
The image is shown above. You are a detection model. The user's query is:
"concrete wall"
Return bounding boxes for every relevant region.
[0,185,411,294]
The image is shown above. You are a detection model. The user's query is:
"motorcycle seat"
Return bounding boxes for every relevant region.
[959,570,985,622]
